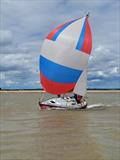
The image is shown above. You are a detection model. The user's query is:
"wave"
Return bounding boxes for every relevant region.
[87,103,106,109]
[87,103,120,109]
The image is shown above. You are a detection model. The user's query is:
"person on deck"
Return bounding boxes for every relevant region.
[74,94,83,104]
[57,94,61,98]
[57,94,64,98]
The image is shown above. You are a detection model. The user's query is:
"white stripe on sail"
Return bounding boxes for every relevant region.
[57,17,85,47]
[73,69,87,96]
[41,39,89,70]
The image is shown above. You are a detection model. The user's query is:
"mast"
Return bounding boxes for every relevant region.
[86,12,90,18]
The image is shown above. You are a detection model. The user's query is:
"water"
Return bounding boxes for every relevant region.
[0,92,120,160]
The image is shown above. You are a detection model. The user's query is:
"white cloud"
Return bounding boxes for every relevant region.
[88,79,100,83]
[0,72,5,80]
[0,30,13,45]
[110,67,119,74]
[96,71,107,77]
[5,80,17,85]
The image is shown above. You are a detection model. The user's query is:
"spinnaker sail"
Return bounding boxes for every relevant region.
[39,15,92,96]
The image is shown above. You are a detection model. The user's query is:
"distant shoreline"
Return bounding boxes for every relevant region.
[0,90,120,93]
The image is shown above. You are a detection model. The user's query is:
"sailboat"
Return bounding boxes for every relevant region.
[39,14,92,110]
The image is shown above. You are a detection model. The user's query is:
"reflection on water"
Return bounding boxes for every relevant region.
[0,92,120,160]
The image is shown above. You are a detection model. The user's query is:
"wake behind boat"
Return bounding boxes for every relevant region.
[39,13,92,110]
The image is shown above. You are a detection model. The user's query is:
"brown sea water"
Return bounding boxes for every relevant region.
[0,92,120,160]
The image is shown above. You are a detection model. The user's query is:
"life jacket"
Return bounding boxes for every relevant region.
[74,94,82,103]
[77,95,82,101]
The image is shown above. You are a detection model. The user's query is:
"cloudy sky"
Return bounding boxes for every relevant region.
[0,0,120,89]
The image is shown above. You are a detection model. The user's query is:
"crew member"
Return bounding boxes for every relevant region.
[74,94,82,104]
[57,94,61,98]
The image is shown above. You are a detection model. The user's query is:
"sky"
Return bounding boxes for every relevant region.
[0,0,120,89]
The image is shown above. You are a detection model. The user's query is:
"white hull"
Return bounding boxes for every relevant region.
[39,97,87,110]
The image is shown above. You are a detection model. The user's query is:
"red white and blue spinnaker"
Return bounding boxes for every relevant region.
[39,15,92,110]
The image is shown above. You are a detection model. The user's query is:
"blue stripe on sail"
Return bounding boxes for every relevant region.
[52,19,79,41]
[40,55,82,83]
[76,19,86,50]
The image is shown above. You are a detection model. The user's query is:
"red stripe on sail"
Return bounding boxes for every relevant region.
[46,21,72,40]
[81,18,92,54]
[40,72,75,94]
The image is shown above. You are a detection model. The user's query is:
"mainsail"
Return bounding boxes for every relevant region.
[40,15,92,96]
